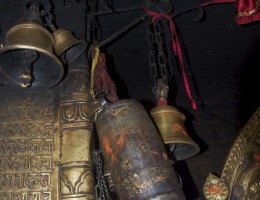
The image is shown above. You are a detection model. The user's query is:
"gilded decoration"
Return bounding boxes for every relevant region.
[204,107,260,200]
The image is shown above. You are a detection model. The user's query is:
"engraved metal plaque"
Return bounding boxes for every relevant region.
[0,68,95,200]
[0,91,59,199]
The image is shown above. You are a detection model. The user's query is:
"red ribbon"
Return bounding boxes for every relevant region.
[147,10,197,110]
[147,0,237,110]
[200,0,235,7]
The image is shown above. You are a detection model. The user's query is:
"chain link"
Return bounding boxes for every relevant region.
[93,150,112,200]
[153,21,168,84]
[146,0,175,93]
[146,20,158,91]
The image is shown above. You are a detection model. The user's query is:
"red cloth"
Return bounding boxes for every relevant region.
[200,0,260,24]
[91,48,119,103]
[236,0,260,24]
[200,0,260,25]
[147,10,197,110]
[200,0,235,7]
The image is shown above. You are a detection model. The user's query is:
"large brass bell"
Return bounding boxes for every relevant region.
[0,22,63,90]
[150,105,200,160]
[53,29,87,63]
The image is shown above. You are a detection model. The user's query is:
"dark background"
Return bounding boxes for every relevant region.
[0,0,259,199]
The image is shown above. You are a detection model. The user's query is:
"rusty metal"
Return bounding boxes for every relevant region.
[95,99,185,200]
[150,105,200,160]
[0,22,63,90]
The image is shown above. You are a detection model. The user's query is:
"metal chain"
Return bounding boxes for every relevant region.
[146,20,158,92]
[146,0,174,93]
[153,21,168,84]
[161,19,176,82]
[93,150,111,200]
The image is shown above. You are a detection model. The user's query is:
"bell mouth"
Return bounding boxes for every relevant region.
[53,29,87,63]
[150,105,200,160]
[0,22,64,90]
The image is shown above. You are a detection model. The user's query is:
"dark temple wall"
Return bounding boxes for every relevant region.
[0,0,260,199]
[97,1,260,199]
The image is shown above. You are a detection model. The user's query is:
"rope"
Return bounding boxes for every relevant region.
[90,47,100,96]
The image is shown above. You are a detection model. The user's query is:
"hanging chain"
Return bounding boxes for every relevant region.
[145,0,175,94]
[93,150,112,200]
[153,21,168,85]
[146,20,158,92]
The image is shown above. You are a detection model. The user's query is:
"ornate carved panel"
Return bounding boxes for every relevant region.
[220,107,260,199]
[204,107,260,200]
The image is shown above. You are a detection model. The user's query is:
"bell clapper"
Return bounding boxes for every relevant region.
[19,49,38,88]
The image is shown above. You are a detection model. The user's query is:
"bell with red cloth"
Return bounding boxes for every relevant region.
[150,79,200,160]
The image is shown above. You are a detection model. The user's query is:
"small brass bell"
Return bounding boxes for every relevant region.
[53,29,87,63]
[150,105,200,160]
[0,22,63,90]
[151,79,200,160]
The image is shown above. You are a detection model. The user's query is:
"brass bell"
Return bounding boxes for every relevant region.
[53,29,87,63]
[0,22,63,90]
[150,105,200,160]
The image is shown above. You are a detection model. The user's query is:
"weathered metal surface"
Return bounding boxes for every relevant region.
[150,105,200,160]
[220,106,260,200]
[0,66,95,199]
[95,99,185,200]
[0,90,59,199]
[59,68,95,200]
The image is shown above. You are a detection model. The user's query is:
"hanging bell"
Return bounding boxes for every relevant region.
[53,29,87,63]
[0,22,63,90]
[150,105,200,160]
